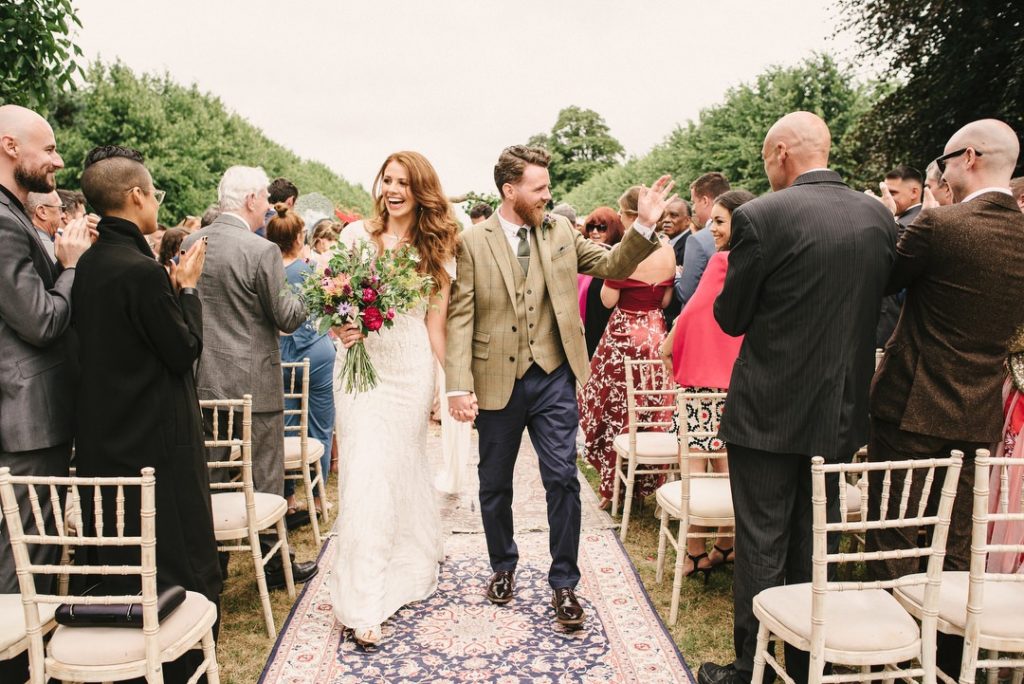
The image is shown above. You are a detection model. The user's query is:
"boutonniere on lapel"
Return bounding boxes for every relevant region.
[539,214,555,240]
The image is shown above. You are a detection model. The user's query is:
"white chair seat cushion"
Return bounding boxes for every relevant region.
[656,479,733,520]
[0,594,56,652]
[755,583,920,654]
[211,491,287,533]
[283,436,325,469]
[845,482,862,513]
[613,432,678,458]
[48,591,215,666]
[895,571,1024,639]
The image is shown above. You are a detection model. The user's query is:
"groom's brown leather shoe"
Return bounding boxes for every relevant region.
[486,570,515,604]
[551,587,585,626]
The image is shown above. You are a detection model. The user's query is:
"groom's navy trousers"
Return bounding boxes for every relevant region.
[474,362,581,589]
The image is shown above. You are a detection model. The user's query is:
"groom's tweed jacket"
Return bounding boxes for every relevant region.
[446,212,658,410]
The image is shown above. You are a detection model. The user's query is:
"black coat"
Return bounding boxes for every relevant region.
[71,217,221,602]
[714,170,898,461]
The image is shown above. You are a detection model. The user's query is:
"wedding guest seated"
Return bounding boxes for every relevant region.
[578,186,676,509]
[660,189,755,578]
[577,206,624,358]
[73,145,221,681]
[266,204,336,519]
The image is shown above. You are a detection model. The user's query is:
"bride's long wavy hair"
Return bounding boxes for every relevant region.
[365,151,460,292]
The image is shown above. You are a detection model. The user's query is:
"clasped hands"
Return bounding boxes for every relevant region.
[448,393,479,423]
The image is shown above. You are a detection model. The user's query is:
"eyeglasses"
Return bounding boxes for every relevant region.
[586,223,608,233]
[125,187,166,205]
[42,203,66,211]
[934,147,982,174]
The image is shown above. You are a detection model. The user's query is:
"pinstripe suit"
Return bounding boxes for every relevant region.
[713,170,897,679]
[446,211,658,587]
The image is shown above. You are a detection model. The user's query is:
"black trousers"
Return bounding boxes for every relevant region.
[727,443,840,684]
[474,363,582,589]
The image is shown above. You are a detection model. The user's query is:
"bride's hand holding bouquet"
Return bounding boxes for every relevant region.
[298,238,433,392]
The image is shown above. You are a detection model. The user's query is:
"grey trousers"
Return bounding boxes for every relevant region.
[0,443,72,593]
[205,409,285,496]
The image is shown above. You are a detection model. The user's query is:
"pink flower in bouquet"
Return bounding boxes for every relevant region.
[385,307,396,321]
[363,306,384,331]
[362,287,378,304]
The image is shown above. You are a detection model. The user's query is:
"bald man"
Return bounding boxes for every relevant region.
[0,104,92,678]
[702,112,897,684]
[866,119,1024,678]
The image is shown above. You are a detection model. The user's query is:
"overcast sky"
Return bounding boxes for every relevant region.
[73,0,866,197]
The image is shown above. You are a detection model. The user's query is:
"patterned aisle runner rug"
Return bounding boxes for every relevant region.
[259,531,694,683]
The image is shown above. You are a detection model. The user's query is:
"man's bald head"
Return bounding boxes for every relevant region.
[0,104,64,200]
[940,119,1019,202]
[762,111,831,191]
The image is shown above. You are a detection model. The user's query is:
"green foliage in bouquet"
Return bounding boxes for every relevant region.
[299,239,434,392]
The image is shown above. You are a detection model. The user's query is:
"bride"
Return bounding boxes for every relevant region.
[330,151,459,647]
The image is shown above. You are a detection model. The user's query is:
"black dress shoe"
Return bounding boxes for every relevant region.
[265,560,318,590]
[697,662,747,684]
[486,570,515,604]
[551,587,585,626]
[285,508,311,530]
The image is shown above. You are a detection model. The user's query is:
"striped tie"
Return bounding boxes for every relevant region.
[516,226,530,275]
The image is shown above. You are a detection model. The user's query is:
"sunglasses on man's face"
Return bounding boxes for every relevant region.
[587,223,608,233]
[934,147,983,174]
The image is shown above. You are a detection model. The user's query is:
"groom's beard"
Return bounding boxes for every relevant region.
[513,195,546,228]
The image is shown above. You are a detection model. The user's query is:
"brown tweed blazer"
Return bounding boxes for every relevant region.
[870,191,1024,442]
[446,212,658,410]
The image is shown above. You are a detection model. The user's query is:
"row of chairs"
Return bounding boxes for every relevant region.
[0,358,328,682]
[607,359,1024,683]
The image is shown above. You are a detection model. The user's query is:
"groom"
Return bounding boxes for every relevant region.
[447,144,670,626]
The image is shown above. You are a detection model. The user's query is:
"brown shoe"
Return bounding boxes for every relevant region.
[486,570,515,604]
[551,587,585,626]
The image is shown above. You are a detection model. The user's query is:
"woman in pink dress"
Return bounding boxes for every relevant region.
[579,186,677,509]
[987,330,1024,573]
[660,189,755,579]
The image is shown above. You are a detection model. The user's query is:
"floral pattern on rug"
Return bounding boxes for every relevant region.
[260,531,693,684]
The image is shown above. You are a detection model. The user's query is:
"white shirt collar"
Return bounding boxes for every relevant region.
[496,207,529,238]
[961,187,1013,203]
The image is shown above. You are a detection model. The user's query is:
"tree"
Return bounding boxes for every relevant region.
[52,62,372,222]
[0,0,84,113]
[564,54,883,214]
[837,0,1024,177]
[531,106,624,200]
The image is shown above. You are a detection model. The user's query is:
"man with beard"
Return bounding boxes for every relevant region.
[0,104,92,680]
[446,144,665,627]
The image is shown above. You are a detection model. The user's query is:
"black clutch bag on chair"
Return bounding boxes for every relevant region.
[55,584,186,627]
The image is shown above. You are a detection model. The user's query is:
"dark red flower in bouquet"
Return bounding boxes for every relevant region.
[362,287,378,304]
[363,306,384,331]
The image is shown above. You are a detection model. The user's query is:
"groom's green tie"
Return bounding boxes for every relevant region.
[516,226,530,276]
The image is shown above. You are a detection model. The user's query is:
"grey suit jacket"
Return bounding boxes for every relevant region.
[0,188,76,452]
[182,214,306,412]
[714,170,898,461]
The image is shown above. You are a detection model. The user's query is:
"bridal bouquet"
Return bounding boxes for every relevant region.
[300,238,434,392]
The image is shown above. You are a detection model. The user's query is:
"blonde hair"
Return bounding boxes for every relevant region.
[366,151,459,291]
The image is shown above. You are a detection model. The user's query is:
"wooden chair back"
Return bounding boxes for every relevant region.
[809,452,963,682]
[623,358,677,447]
[0,466,160,683]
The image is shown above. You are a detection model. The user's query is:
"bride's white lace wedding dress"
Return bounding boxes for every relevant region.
[329,221,445,633]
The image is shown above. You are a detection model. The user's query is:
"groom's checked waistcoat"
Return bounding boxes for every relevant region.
[446,213,659,411]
